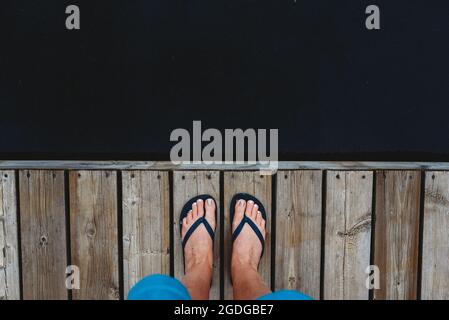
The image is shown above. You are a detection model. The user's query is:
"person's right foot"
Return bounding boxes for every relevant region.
[181,198,216,277]
[231,199,266,273]
[180,198,216,299]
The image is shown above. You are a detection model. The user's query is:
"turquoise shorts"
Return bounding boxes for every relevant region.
[128,274,312,300]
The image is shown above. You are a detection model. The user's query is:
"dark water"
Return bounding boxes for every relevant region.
[1,0,448,160]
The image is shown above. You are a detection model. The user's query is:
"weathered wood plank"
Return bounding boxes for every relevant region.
[173,171,220,300]
[223,172,272,300]
[0,171,20,300]
[3,160,449,171]
[19,170,67,300]
[421,171,449,300]
[324,171,373,300]
[122,171,170,296]
[374,171,421,300]
[69,171,119,300]
[275,170,322,299]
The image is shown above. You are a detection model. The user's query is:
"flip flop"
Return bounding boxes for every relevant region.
[230,193,266,257]
[179,194,216,270]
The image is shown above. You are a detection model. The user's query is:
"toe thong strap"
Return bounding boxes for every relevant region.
[232,216,265,255]
[182,217,215,249]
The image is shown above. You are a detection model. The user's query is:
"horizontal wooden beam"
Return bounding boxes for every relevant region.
[1,161,449,170]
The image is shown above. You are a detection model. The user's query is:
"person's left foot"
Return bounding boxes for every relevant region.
[181,198,216,279]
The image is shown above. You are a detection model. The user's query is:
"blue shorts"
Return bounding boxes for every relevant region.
[128,274,313,300]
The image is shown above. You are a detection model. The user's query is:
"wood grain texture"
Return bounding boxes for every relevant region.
[122,171,170,296]
[374,171,421,300]
[223,172,272,300]
[173,171,220,299]
[275,170,322,299]
[324,171,373,300]
[3,161,449,171]
[19,170,67,300]
[0,171,20,300]
[69,171,119,300]
[421,171,449,299]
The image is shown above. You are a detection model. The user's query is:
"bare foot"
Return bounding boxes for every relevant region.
[231,199,266,274]
[181,198,216,299]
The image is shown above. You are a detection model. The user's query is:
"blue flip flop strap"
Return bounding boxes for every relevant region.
[182,217,215,249]
[232,216,265,253]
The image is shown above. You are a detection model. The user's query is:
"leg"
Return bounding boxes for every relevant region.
[181,198,216,299]
[231,199,271,300]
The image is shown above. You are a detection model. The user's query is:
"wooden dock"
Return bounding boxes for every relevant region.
[1,162,449,300]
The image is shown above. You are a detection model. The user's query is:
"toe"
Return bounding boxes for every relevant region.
[181,217,188,233]
[256,212,266,239]
[205,198,216,212]
[186,209,193,224]
[205,198,216,223]
[192,202,198,218]
[197,199,205,217]
[256,212,263,225]
[251,203,259,219]
[233,199,245,228]
[181,218,189,238]
[245,200,254,217]
[255,211,265,229]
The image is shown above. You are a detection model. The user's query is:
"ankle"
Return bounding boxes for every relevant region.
[231,259,258,278]
[185,257,213,276]
[182,272,212,300]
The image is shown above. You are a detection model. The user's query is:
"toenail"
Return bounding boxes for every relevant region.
[207,198,213,205]
[248,200,254,205]
[198,199,203,202]
[192,203,196,206]
[239,199,245,206]
[254,204,258,209]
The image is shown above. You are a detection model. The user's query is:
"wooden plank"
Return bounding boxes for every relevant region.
[223,172,272,300]
[324,171,373,300]
[421,171,449,299]
[19,170,68,300]
[69,170,119,300]
[122,171,170,296]
[0,171,20,300]
[275,170,322,299]
[3,160,449,171]
[374,171,421,300]
[173,171,220,300]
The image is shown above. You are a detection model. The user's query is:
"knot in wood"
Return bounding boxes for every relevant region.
[86,222,97,238]
[39,235,48,246]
